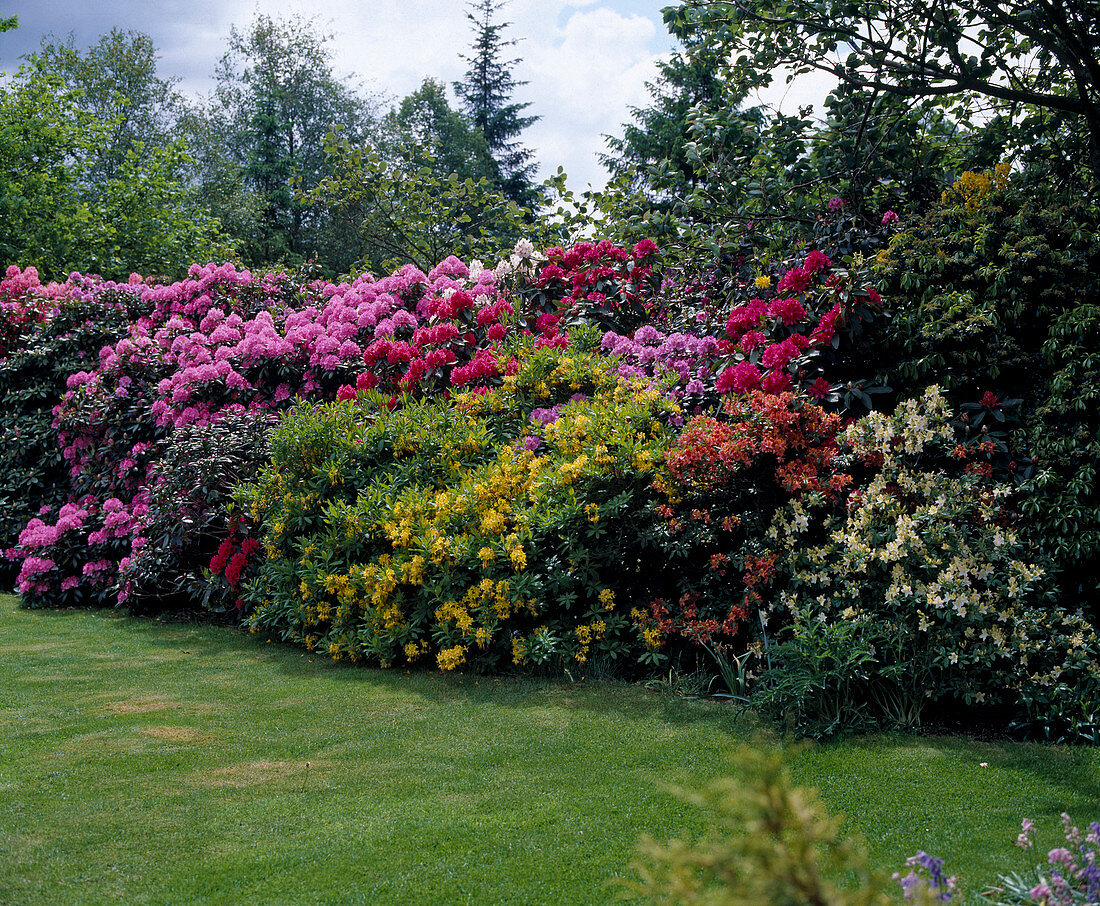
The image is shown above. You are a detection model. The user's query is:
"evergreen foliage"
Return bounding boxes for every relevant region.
[454,0,541,208]
[209,14,379,268]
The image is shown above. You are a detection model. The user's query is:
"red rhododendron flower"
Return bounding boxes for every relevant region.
[760,338,799,370]
[538,264,566,283]
[739,330,766,351]
[767,296,807,326]
[810,304,841,345]
[776,267,812,294]
[633,238,658,258]
[535,313,561,335]
[225,552,248,586]
[716,361,762,394]
[808,377,832,400]
[803,250,832,274]
[762,370,792,394]
[726,299,768,339]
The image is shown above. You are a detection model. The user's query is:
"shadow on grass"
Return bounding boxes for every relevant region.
[795,730,1100,810]
[67,605,755,733]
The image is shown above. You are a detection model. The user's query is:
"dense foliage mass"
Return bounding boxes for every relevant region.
[2,206,1096,742]
[3,0,1100,746]
[873,170,1100,622]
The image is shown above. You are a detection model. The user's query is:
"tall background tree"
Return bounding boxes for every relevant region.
[0,29,230,279]
[28,29,182,183]
[453,0,541,208]
[206,14,379,268]
[307,77,530,275]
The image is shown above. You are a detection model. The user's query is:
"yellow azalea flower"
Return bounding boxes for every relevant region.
[437,644,467,671]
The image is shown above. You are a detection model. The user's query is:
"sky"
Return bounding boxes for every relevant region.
[0,0,686,191]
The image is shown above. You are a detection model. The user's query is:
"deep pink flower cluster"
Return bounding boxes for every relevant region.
[15,244,656,609]
[521,239,659,332]
[712,252,881,401]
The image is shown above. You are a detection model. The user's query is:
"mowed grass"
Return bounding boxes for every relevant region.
[1,594,1097,905]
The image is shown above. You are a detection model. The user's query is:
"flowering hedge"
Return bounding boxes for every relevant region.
[238,343,680,672]
[6,240,663,609]
[5,219,1097,739]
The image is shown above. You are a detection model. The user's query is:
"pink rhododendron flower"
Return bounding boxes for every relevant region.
[803,250,832,274]
[777,267,813,295]
[768,297,807,325]
[716,361,762,394]
[739,330,766,351]
[762,370,792,394]
[760,338,799,371]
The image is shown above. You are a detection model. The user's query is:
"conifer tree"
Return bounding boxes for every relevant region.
[453,0,541,208]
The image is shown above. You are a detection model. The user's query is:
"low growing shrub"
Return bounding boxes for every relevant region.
[625,747,892,905]
[755,387,1100,740]
[238,343,680,673]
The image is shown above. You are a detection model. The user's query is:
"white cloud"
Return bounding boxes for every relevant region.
[516,6,665,188]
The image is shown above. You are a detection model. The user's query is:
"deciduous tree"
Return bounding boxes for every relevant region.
[668,0,1100,188]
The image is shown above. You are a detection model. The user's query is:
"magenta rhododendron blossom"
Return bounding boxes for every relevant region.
[716,361,762,394]
[777,267,813,295]
[803,250,833,274]
[768,296,808,325]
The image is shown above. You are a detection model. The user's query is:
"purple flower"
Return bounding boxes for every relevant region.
[530,406,561,426]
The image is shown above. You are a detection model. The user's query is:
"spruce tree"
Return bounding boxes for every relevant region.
[453,0,541,208]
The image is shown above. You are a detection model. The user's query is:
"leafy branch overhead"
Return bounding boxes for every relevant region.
[669,0,1100,181]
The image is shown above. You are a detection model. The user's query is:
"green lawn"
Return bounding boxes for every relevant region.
[1,595,1097,905]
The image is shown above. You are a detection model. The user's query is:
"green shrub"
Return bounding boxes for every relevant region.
[756,387,1100,740]
[872,169,1100,617]
[625,747,892,905]
[119,411,273,615]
